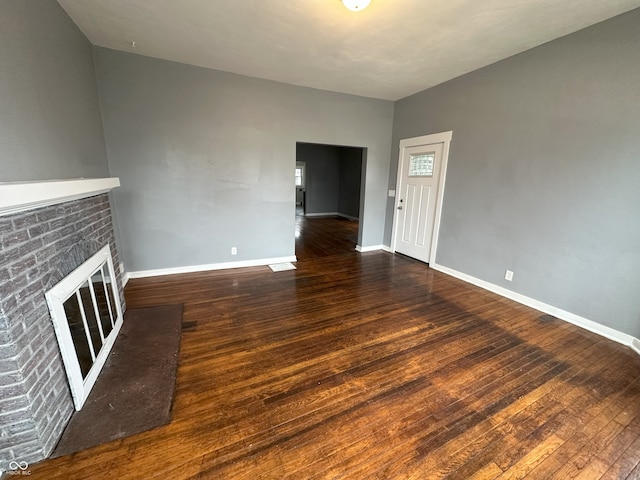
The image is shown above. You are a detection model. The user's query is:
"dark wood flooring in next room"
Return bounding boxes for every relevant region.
[30,217,640,479]
[295,213,359,260]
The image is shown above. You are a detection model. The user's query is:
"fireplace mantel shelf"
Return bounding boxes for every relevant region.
[0,177,120,217]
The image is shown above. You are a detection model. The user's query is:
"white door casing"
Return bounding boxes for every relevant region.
[391,132,452,264]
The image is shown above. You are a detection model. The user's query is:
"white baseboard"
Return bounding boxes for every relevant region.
[127,256,298,280]
[431,262,640,355]
[305,212,338,217]
[120,262,129,287]
[356,245,392,253]
[305,211,360,221]
[304,212,359,221]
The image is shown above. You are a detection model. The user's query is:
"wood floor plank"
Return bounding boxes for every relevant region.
[595,434,640,480]
[26,216,640,479]
[497,434,565,479]
[518,374,640,479]
[467,462,505,480]
[315,335,599,479]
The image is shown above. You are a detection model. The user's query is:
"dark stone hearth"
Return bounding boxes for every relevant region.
[52,305,182,457]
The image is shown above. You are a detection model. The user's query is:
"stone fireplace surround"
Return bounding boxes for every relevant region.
[0,178,125,470]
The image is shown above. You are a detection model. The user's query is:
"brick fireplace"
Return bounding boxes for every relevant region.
[0,179,125,469]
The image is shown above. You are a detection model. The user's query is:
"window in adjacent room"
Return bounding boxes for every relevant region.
[295,167,304,187]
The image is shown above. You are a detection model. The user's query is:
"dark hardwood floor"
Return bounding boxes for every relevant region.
[29,217,640,479]
[295,212,359,260]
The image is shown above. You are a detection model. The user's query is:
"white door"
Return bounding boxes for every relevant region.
[393,134,450,264]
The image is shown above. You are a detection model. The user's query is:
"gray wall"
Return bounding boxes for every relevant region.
[338,147,363,219]
[388,9,640,338]
[0,1,109,181]
[94,48,394,271]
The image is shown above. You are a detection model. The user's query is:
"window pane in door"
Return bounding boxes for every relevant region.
[409,153,435,177]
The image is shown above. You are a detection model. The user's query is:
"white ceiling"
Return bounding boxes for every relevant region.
[57,0,640,101]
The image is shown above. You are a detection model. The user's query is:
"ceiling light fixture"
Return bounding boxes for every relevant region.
[341,0,371,12]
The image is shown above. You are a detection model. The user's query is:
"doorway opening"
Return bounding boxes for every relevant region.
[295,142,366,259]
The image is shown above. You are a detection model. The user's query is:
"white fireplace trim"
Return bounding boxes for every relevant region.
[0,177,120,217]
[45,244,124,410]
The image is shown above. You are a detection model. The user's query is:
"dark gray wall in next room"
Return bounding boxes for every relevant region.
[298,144,341,215]
[338,148,363,219]
[296,143,362,219]
[0,0,109,181]
[388,9,640,338]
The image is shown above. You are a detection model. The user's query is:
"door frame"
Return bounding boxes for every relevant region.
[391,131,452,265]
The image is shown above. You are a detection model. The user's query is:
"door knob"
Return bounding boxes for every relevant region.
[397,205,403,210]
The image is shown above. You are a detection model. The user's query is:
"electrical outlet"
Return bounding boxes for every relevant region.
[505,270,514,281]
[231,247,237,255]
